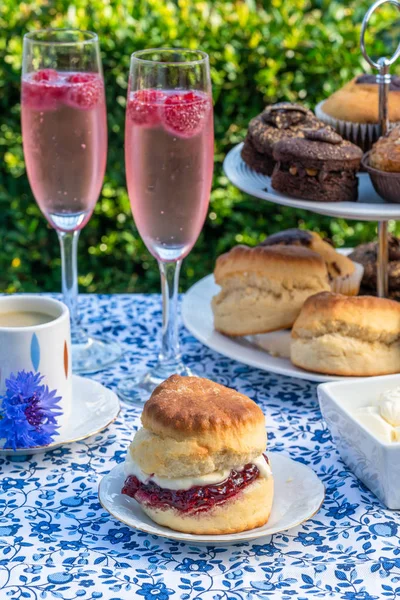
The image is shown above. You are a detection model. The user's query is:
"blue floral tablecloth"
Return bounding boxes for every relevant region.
[1,294,399,600]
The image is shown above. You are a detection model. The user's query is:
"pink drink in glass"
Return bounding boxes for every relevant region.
[21,69,107,232]
[125,89,214,261]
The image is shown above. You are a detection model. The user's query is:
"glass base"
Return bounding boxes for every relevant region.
[117,361,193,406]
[72,335,122,374]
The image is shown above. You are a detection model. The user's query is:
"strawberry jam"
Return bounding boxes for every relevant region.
[122,461,262,514]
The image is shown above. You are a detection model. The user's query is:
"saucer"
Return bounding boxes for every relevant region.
[98,452,325,544]
[0,375,120,456]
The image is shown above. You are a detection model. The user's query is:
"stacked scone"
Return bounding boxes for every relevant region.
[291,292,400,377]
[122,375,273,534]
[212,243,331,336]
[212,228,363,338]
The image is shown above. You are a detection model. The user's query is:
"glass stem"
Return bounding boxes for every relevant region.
[158,259,182,367]
[58,230,88,345]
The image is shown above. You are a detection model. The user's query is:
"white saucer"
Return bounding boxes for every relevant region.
[0,375,120,456]
[98,452,325,544]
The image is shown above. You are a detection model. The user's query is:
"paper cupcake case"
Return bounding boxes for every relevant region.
[330,260,364,296]
[315,101,399,153]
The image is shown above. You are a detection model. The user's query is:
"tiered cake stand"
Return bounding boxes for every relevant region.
[224,0,400,299]
[182,0,400,383]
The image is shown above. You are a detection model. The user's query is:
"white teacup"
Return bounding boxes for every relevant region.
[0,295,71,449]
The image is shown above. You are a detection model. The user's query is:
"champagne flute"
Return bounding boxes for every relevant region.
[118,48,214,404]
[21,28,121,373]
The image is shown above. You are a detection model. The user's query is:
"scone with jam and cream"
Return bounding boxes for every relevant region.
[122,375,273,535]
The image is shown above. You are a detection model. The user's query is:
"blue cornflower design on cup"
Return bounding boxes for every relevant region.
[0,370,62,450]
[137,582,174,600]
[176,558,213,573]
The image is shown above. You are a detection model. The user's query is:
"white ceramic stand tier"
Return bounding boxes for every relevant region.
[224,143,400,297]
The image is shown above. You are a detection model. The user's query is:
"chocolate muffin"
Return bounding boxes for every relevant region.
[241,103,325,176]
[349,235,400,299]
[271,127,363,202]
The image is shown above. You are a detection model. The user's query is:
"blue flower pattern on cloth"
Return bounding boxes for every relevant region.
[0,370,62,449]
[0,294,399,599]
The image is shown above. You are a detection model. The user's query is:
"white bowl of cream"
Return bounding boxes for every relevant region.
[318,374,400,509]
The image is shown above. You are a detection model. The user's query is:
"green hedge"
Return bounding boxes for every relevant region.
[1,0,400,293]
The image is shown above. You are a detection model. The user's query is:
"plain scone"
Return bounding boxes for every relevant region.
[291,292,400,376]
[126,375,274,534]
[212,244,330,336]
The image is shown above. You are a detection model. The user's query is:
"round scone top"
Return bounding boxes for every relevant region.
[142,374,264,438]
[131,375,267,479]
[292,291,400,343]
[214,244,329,285]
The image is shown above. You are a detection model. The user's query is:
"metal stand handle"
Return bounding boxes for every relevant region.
[360,0,400,297]
[377,221,389,297]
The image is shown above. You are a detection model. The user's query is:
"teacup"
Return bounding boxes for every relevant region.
[0,295,71,450]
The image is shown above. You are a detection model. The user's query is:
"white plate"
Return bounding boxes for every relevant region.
[98,452,325,543]
[224,143,400,221]
[182,274,348,382]
[0,375,120,456]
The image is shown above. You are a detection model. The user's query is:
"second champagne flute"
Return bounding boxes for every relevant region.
[21,28,122,373]
[118,48,214,404]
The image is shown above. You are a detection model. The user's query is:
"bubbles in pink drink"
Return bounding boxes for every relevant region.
[127,89,167,127]
[22,69,103,112]
[162,91,211,138]
[21,70,107,231]
[126,88,211,138]
[125,88,213,261]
